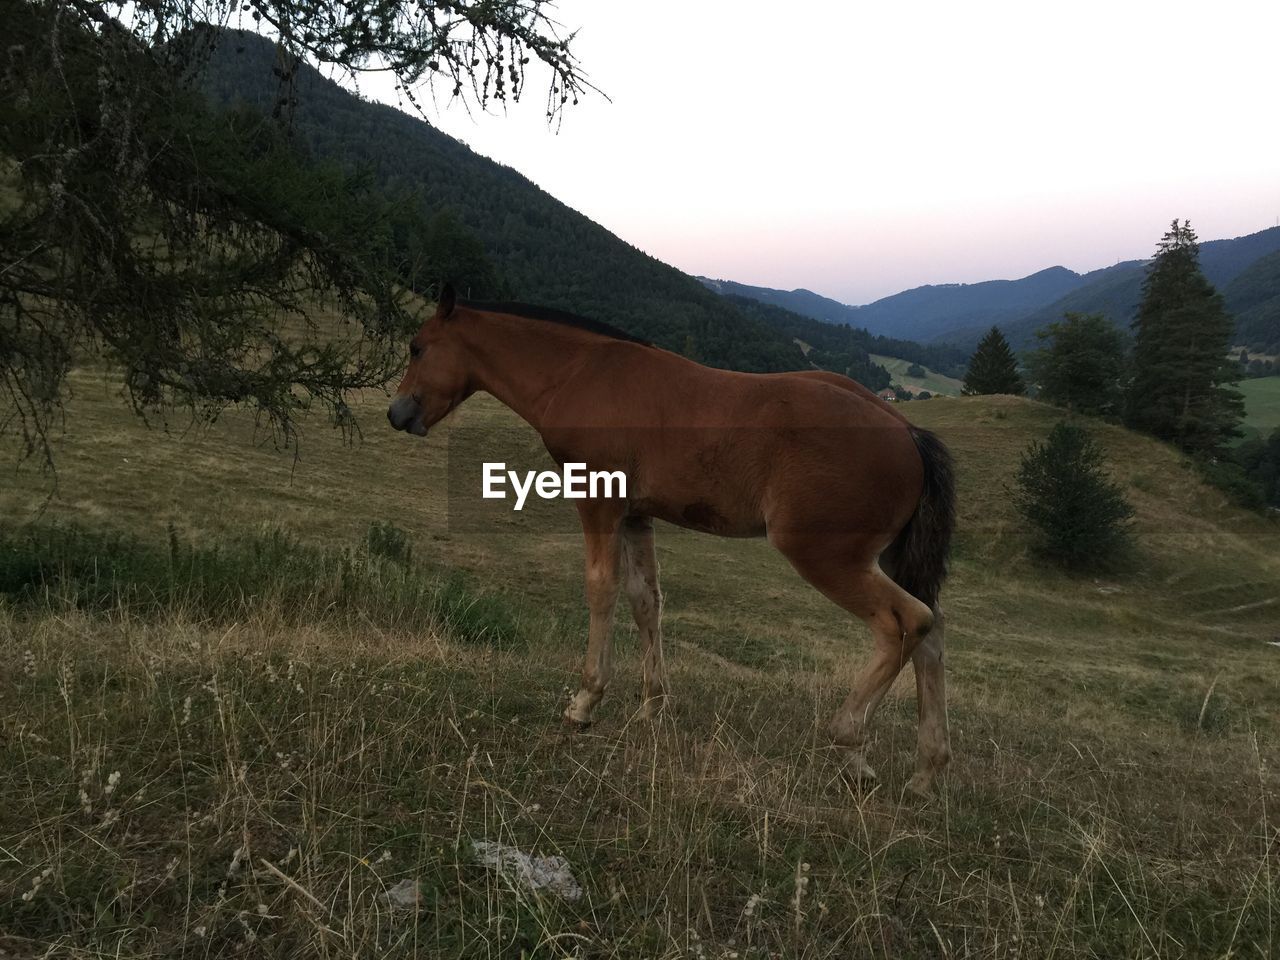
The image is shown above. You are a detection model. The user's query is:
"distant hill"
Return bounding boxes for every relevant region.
[721,295,970,383]
[848,267,1087,343]
[991,226,1280,350]
[198,31,811,374]
[702,267,1087,342]
[199,32,1280,366]
[1223,249,1280,349]
[704,226,1280,353]
[698,279,865,326]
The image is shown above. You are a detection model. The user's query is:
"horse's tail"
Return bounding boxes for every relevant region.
[887,427,956,608]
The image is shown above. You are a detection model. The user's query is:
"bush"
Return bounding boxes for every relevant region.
[1195,458,1265,510]
[1215,428,1280,509]
[1011,422,1135,570]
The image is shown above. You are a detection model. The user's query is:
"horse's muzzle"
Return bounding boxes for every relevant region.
[387,395,428,436]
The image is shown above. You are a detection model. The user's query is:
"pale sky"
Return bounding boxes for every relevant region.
[355,0,1280,305]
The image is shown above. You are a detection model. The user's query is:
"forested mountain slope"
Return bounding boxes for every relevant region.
[199,31,804,372]
[706,228,1280,352]
[1223,249,1280,348]
[994,226,1280,350]
[702,268,1086,342]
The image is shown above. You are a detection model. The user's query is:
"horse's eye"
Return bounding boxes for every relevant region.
[410,342,423,359]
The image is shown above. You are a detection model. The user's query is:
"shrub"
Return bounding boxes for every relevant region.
[1195,458,1265,510]
[1011,422,1135,570]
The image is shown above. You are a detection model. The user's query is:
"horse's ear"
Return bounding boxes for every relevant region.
[436,282,456,320]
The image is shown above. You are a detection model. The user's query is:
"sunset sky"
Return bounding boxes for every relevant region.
[357,0,1280,305]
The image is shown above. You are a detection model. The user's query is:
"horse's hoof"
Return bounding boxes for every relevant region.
[834,749,878,787]
[561,707,593,730]
[906,772,935,798]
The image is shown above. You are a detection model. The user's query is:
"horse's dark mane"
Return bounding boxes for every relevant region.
[460,300,652,347]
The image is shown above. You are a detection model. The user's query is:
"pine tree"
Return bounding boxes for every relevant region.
[1125,220,1243,455]
[1028,312,1127,415]
[1012,422,1135,570]
[963,326,1025,396]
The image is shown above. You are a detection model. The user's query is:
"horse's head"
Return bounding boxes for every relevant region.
[387,283,472,437]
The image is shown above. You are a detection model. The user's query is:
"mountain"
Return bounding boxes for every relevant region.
[702,267,1088,343]
[991,226,1280,350]
[852,266,1087,343]
[198,32,1280,364]
[698,279,866,326]
[197,31,811,374]
[704,226,1280,353]
[1225,250,1280,348]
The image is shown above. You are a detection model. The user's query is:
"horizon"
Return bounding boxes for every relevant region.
[697,220,1280,308]
[336,0,1280,305]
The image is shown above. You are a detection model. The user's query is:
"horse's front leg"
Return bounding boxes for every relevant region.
[563,503,625,726]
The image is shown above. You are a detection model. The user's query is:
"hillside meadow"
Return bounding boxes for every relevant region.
[1240,376,1280,440]
[869,356,964,397]
[1,374,1278,958]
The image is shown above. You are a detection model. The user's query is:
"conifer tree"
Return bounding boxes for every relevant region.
[1012,422,1134,570]
[963,326,1025,395]
[1028,313,1126,415]
[1125,221,1243,455]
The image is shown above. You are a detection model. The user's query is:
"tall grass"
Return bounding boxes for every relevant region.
[0,521,526,649]
[2,601,1275,959]
[2,388,1278,957]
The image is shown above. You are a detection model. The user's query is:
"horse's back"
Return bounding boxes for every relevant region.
[540,344,919,541]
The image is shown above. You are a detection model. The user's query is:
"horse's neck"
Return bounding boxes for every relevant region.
[461,316,589,429]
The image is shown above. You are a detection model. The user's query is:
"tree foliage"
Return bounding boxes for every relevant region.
[1012,422,1135,570]
[1225,428,1280,509]
[0,0,589,463]
[963,326,1025,396]
[1125,221,1243,456]
[1028,312,1127,415]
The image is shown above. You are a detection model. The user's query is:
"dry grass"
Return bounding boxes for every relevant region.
[1,375,1278,957]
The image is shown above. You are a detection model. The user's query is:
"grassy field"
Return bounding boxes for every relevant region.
[2,374,1279,958]
[1240,376,1280,440]
[870,355,965,396]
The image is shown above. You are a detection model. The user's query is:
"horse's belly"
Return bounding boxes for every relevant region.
[633,497,766,538]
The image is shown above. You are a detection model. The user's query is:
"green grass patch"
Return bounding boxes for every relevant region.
[870,354,965,396]
[1239,375,1280,439]
[2,378,1279,958]
[0,521,528,649]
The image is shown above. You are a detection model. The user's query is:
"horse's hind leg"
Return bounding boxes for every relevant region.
[774,538,934,782]
[909,603,951,795]
[622,516,667,718]
[564,506,624,726]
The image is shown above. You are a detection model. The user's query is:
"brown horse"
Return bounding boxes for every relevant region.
[388,285,956,793]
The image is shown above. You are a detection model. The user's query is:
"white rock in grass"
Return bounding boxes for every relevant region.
[471,840,583,901]
[382,878,422,911]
